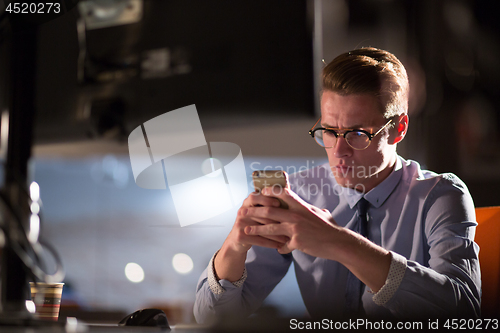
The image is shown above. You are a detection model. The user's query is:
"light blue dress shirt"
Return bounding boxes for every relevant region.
[194,157,481,321]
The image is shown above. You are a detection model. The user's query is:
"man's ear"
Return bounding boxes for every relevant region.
[391,114,408,144]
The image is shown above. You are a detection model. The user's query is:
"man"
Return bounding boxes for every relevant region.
[194,47,481,321]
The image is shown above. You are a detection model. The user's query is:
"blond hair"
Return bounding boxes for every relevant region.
[322,47,409,119]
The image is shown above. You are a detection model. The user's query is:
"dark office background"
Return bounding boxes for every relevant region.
[1,0,499,323]
[32,0,500,207]
[319,0,500,208]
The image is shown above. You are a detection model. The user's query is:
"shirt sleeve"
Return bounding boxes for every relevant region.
[193,246,292,323]
[371,251,407,305]
[380,174,481,318]
[207,250,247,295]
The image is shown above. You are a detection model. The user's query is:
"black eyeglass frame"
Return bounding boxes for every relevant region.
[308,117,395,150]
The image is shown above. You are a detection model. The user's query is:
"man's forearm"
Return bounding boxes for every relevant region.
[214,244,247,282]
[331,228,392,293]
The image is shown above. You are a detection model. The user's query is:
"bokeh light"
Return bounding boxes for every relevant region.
[172,253,193,274]
[125,262,145,283]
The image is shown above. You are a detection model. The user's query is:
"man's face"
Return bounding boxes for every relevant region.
[320,91,397,192]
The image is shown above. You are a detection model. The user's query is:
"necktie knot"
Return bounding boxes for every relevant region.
[357,197,369,214]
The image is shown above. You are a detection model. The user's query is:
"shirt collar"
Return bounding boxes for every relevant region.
[342,156,404,209]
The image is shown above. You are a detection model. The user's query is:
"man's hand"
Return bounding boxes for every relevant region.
[243,187,392,292]
[226,191,290,253]
[214,191,288,282]
[242,187,343,259]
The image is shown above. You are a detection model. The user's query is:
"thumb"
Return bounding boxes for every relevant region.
[277,242,293,254]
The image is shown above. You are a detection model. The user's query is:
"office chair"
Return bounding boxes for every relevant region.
[475,206,500,317]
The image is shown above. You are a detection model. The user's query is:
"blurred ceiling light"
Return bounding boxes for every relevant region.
[30,182,40,202]
[28,214,40,244]
[172,253,193,275]
[125,262,145,283]
[25,300,36,314]
[30,202,41,215]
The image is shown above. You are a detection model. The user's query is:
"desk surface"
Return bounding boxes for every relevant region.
[0,323,207,333]
[0,320,294,333]
[0,315,296,332]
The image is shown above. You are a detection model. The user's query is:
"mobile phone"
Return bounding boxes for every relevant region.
[252,170,289,208]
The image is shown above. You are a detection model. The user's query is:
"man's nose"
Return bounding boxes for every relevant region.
[333,136,353,158]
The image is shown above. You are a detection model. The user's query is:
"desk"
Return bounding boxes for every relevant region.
[0,317,293,333]
[0,323,207,333]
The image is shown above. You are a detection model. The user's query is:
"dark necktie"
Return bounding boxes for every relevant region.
[343,197,369,317]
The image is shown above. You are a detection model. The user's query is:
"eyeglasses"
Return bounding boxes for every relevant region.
[308,118,394,150]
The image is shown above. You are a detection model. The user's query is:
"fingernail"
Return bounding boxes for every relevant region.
[244,226,252,234]
[241,208,248,215]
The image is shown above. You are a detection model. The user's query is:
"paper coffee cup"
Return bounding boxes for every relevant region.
[29,282,64,321]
